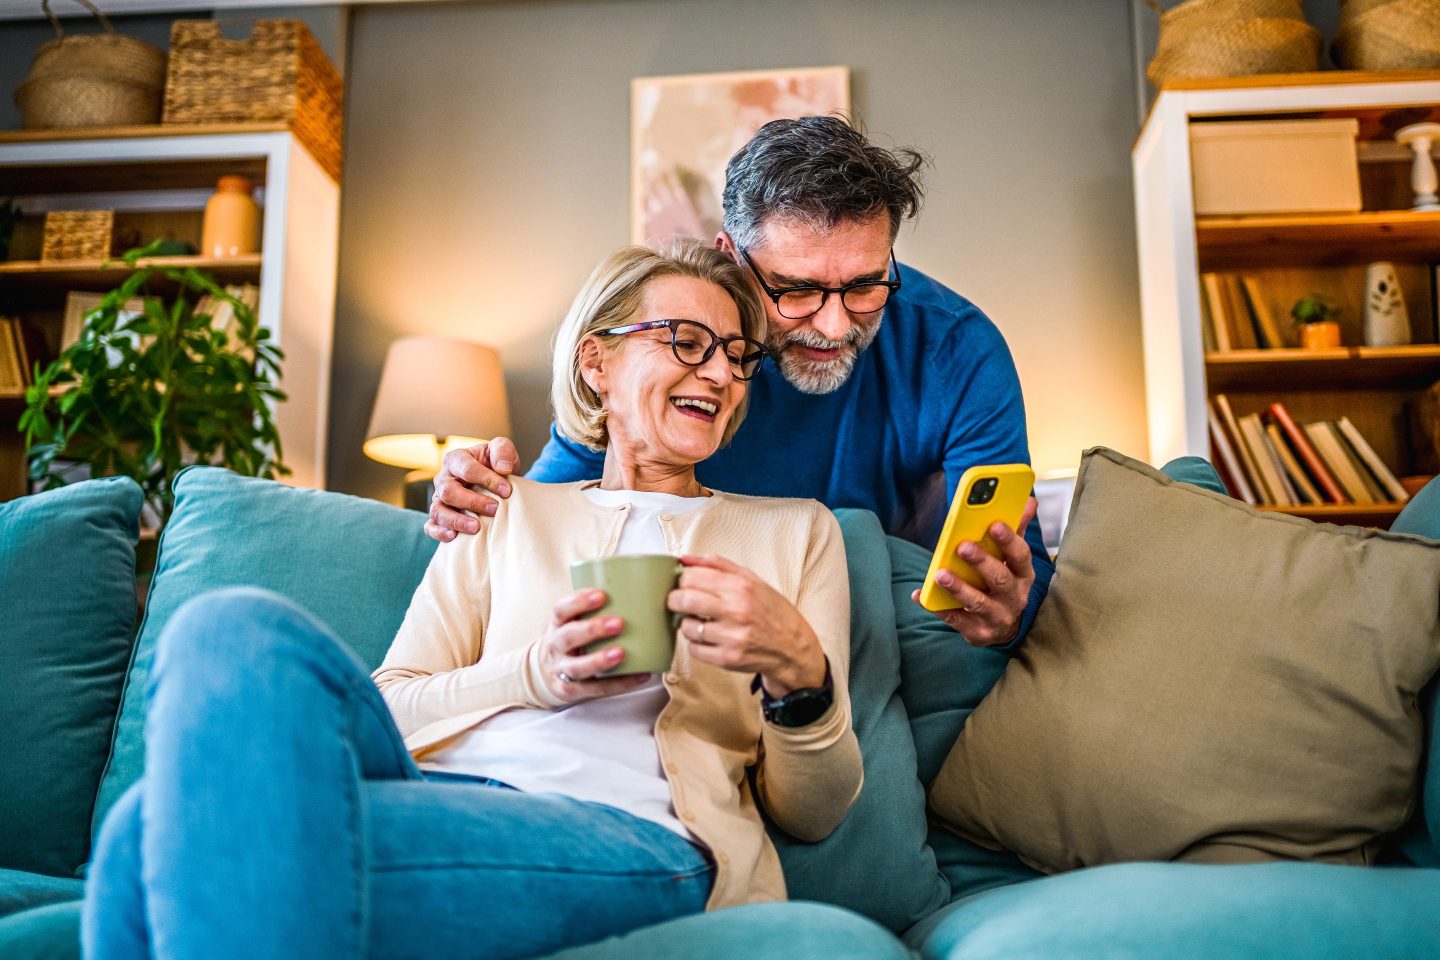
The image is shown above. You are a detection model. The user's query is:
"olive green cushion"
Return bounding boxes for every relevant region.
[930,447,1440,873]
[91,467,440,836]
[0,478,141,878]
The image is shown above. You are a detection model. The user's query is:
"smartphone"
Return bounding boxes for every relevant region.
[918,464,1035,613]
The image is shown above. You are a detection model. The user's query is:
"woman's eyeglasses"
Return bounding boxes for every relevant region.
[597,319,772,381]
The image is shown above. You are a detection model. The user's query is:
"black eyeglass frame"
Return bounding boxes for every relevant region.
[738,247,902,320]
[596,318,773,381]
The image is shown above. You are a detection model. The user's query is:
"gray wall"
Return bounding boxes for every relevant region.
[333,0,1150,504]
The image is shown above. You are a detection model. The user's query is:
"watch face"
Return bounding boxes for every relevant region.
[768,690,833,728]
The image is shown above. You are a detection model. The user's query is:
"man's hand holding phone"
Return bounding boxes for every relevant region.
[425,438,520,542]
[912,496,1037,648]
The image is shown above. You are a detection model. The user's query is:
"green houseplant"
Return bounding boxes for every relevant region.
[1290,293,1342,350]
[20,241,287,524]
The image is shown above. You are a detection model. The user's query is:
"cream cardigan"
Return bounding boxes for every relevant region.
[373,477,863,910]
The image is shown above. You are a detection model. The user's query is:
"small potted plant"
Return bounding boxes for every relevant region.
[20,239,288,529]
[1291,293,1342,350]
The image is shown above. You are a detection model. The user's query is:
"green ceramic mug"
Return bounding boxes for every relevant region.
[569,554,684,676]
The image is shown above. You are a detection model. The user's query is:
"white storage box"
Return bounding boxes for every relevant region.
[1189,118,1362,216]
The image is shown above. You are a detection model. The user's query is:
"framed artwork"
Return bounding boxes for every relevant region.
[631,66,851,245]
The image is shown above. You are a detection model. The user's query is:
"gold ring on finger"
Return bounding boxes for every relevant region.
[696,621,705,642]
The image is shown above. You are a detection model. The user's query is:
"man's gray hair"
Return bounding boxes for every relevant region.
[721,115,928,250]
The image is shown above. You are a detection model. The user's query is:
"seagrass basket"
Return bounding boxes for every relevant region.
[1146,0,1321,87]
[162,20,343,180]
[1333,0,1440,71]
[13,0,166,129]
[42,210,113,261]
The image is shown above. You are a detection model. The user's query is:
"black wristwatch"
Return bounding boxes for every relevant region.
[752,658,834,728]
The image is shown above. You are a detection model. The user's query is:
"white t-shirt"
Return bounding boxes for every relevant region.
[418,485,708,838]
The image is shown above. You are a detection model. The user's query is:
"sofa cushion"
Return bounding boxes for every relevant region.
[0,477,141,878]
[0,870,84,920]
[0,900,82,960]
[904,861,1440,960]
[764,509,947,931]
[542,902,909,960]
[92,467,439,835]
[1390,475,1440,868]
[929,447,1440,873]
[886,534,1042,902]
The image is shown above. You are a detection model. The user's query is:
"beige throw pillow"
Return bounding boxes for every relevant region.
[929,447,1440,873]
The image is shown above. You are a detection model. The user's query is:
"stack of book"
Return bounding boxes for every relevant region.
[1209,395,1410,506]
[0,318,48,395]
[1200,272,1294,352]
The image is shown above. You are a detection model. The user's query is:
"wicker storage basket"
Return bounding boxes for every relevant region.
[1333,0,1440,70]
[1146,0,1321,87]
[162,20,342,181]
[13,0,166,129]
[42,210,113,261]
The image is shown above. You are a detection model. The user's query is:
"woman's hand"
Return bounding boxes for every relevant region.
[668,555,828,697]
[537,589,653,704]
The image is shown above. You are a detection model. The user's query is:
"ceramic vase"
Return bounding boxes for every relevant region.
[1363,261,1410,347]
[201,176,261,258]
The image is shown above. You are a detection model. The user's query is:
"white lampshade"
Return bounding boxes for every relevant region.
[364,336,512,472]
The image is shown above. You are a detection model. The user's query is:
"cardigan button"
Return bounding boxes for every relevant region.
[664,672,680,684]
[665,762,679,775]
[681,810,696,822]
[716,852,730,865]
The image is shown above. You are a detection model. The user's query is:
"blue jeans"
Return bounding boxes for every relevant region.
[82,588,713,960]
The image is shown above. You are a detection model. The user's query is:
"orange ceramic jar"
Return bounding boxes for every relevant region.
[201,176,261,258]
[1298,321,1342,349]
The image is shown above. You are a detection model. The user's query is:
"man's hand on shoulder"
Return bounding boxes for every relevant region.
[425,437,520,543]
[911,497,1039,647]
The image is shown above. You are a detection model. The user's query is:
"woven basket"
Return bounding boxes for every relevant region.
[1148,14,1321,86]
[1333,0,1440,70]
[163,19,343,181]
[13,0,166,129]
[42,210,113,261]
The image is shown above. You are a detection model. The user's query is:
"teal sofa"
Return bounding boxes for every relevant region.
[2,461,1438,960]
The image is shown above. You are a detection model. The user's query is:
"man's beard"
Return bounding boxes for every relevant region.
[767,317,882,395]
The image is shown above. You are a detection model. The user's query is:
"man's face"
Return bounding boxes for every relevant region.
[729,216,892,395]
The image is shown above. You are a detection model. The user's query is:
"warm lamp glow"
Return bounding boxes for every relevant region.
[364,336,511,472]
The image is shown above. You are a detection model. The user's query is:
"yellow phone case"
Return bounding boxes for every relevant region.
[918,463,1035,613]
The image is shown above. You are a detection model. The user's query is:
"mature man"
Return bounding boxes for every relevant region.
[427,116,1053,648]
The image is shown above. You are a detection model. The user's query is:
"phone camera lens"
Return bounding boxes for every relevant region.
[967,478,998,505]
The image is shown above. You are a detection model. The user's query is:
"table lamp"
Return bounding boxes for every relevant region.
[364,336,512,511]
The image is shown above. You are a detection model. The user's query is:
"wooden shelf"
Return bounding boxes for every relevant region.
[1256,501,1406,527]
[1205,345,1440,391]
[0,254,262,290]
[0,123,290,145]
[1196,210,1440,268]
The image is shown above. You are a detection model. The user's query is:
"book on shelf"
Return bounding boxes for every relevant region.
[1206,403,1256,503]
[1264,402,1346,504]
[0,318,23,393]
[1303,422,1377,505]
[1240,276,1292,349]
[1265,422,1321,503]
[1238,413,1291,504]
[1201,273,1230,352]
[1223,275,1259,350]
[1211,394,1265,500]
[1335,417,1409,502]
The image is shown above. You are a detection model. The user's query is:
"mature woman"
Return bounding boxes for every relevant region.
[82,239,862,960]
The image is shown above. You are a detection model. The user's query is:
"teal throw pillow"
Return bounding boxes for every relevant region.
[91,467,438,836]
[887,534,1042,901]
[764,509,948,931]
[0,477,141,878]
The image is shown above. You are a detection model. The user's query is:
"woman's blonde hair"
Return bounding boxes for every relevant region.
[551,238,767,451]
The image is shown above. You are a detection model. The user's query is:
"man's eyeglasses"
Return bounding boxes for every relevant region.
[597,318,772,381]
[739,247,902,321]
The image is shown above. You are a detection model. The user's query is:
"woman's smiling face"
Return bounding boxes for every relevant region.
[581,274,748,468]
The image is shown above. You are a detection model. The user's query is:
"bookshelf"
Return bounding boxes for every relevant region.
[0,124,339,500]
[1134,72,1440,527]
